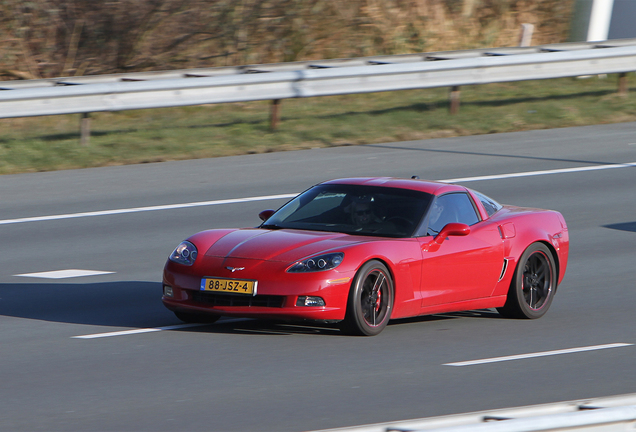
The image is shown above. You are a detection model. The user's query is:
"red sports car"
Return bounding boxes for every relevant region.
[162,177,569,336]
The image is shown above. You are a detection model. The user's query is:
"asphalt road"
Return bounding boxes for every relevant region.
[1,123,635,431]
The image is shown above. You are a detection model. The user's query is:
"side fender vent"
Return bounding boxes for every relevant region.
[499,258,510,282]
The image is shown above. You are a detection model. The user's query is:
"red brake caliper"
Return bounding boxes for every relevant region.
[375,286,382,311]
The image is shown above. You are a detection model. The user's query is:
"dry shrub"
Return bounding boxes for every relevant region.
[0,0,574,80]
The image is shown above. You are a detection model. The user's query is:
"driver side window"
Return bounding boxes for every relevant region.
[426,193,480,235]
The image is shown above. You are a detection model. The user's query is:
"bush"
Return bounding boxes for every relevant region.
[0,0,574,80]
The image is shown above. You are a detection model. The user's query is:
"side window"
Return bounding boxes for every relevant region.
[472,190,502,218]
[427,193,480,235]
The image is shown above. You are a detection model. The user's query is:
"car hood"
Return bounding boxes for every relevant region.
[203,228,368,262]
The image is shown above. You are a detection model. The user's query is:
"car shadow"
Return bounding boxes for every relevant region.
[0,281,175,328]
[603,221,636,233]
[0,280,501,336]
[391,308,502,327]
[174,309,502,336]
[201,319,344,336]
[0,280,345,336]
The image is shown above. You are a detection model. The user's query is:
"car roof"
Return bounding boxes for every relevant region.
[320,177,466,196]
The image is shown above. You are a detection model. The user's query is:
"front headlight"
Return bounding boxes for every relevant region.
[169,241,198,266]
[288,253,344,273]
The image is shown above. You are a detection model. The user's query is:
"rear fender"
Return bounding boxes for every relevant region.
[492,212,568,296]
[493,232,568,298]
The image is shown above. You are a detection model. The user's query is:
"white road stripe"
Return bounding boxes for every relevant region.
[443,343,633,366]
[72,323,206,339]
[72,318,249,339]
[15,269,114,279]
[0,193,297,226]
[1,162,634,226]
[439,161,636,183]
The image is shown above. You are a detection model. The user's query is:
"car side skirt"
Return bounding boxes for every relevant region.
[418,295,508,317]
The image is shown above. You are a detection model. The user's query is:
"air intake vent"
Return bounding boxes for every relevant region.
[499,259,509,282]
[191,292,285,308]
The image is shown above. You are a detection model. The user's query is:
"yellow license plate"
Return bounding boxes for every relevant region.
[200,277,257,295]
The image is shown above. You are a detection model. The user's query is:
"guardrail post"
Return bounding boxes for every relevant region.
[519,24,534,47]
[449,86,461,114]
[618,73,628,96]
[80,113,91,146]
[270,99,281,130]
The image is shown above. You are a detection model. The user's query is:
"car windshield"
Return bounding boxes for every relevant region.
[262,184,432,238]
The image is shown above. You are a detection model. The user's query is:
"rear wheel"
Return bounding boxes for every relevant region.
[342,260,394,336]
[174,311,221,324]
[497,243,556,319]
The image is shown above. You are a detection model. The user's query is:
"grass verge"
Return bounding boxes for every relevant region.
[1,74,635,175]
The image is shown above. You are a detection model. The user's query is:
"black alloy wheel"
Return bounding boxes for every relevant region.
[498,242,556,319]
[342,260,394,336]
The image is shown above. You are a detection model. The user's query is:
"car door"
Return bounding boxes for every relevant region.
[417,192,504,307]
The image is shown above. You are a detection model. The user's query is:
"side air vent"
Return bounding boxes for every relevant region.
[499,259,509,282]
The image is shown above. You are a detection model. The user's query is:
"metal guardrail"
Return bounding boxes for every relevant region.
[1,38,636,144]
[308,393,636,432]
[1,39,636,120]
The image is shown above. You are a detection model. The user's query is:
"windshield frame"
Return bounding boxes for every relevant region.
[260,184,433,238]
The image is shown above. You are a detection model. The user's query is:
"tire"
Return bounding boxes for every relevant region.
[341,260,394,336]
[174,311,221,324]
[497,243,556,319]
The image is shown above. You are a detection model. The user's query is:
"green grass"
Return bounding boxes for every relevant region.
[1,74,635,175]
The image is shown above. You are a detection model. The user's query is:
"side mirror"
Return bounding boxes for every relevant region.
[434,222,470,244]
[259,209,275,222]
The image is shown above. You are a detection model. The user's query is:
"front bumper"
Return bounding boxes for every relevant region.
[162,259,352,321]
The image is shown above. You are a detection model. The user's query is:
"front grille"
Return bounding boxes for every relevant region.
[191,291,285,308]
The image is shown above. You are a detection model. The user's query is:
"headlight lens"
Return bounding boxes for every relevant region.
[169,241,198,266]
[288,253,344,273]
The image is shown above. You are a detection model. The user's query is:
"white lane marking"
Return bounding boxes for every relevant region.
[72,323,205,339]
[0,193,297,226]
[72,318,249,339]
[1,162,635,226]
[443,343,633,367]
[440,161,636,183]
[14,269,115,279]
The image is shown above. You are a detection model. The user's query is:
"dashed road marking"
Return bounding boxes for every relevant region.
[72,324,205,339]
[443,343,634,366]
[14,269,115,279]
[72,318,249,339]
[0,194,297,226]
[440,161,636,183]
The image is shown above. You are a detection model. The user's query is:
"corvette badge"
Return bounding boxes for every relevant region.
[226,267,245,272]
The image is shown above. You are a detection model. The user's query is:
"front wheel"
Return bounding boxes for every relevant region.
[341,260,394,336]
[497,243,556,319]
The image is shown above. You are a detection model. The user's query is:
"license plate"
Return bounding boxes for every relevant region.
[200,277,257,296]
